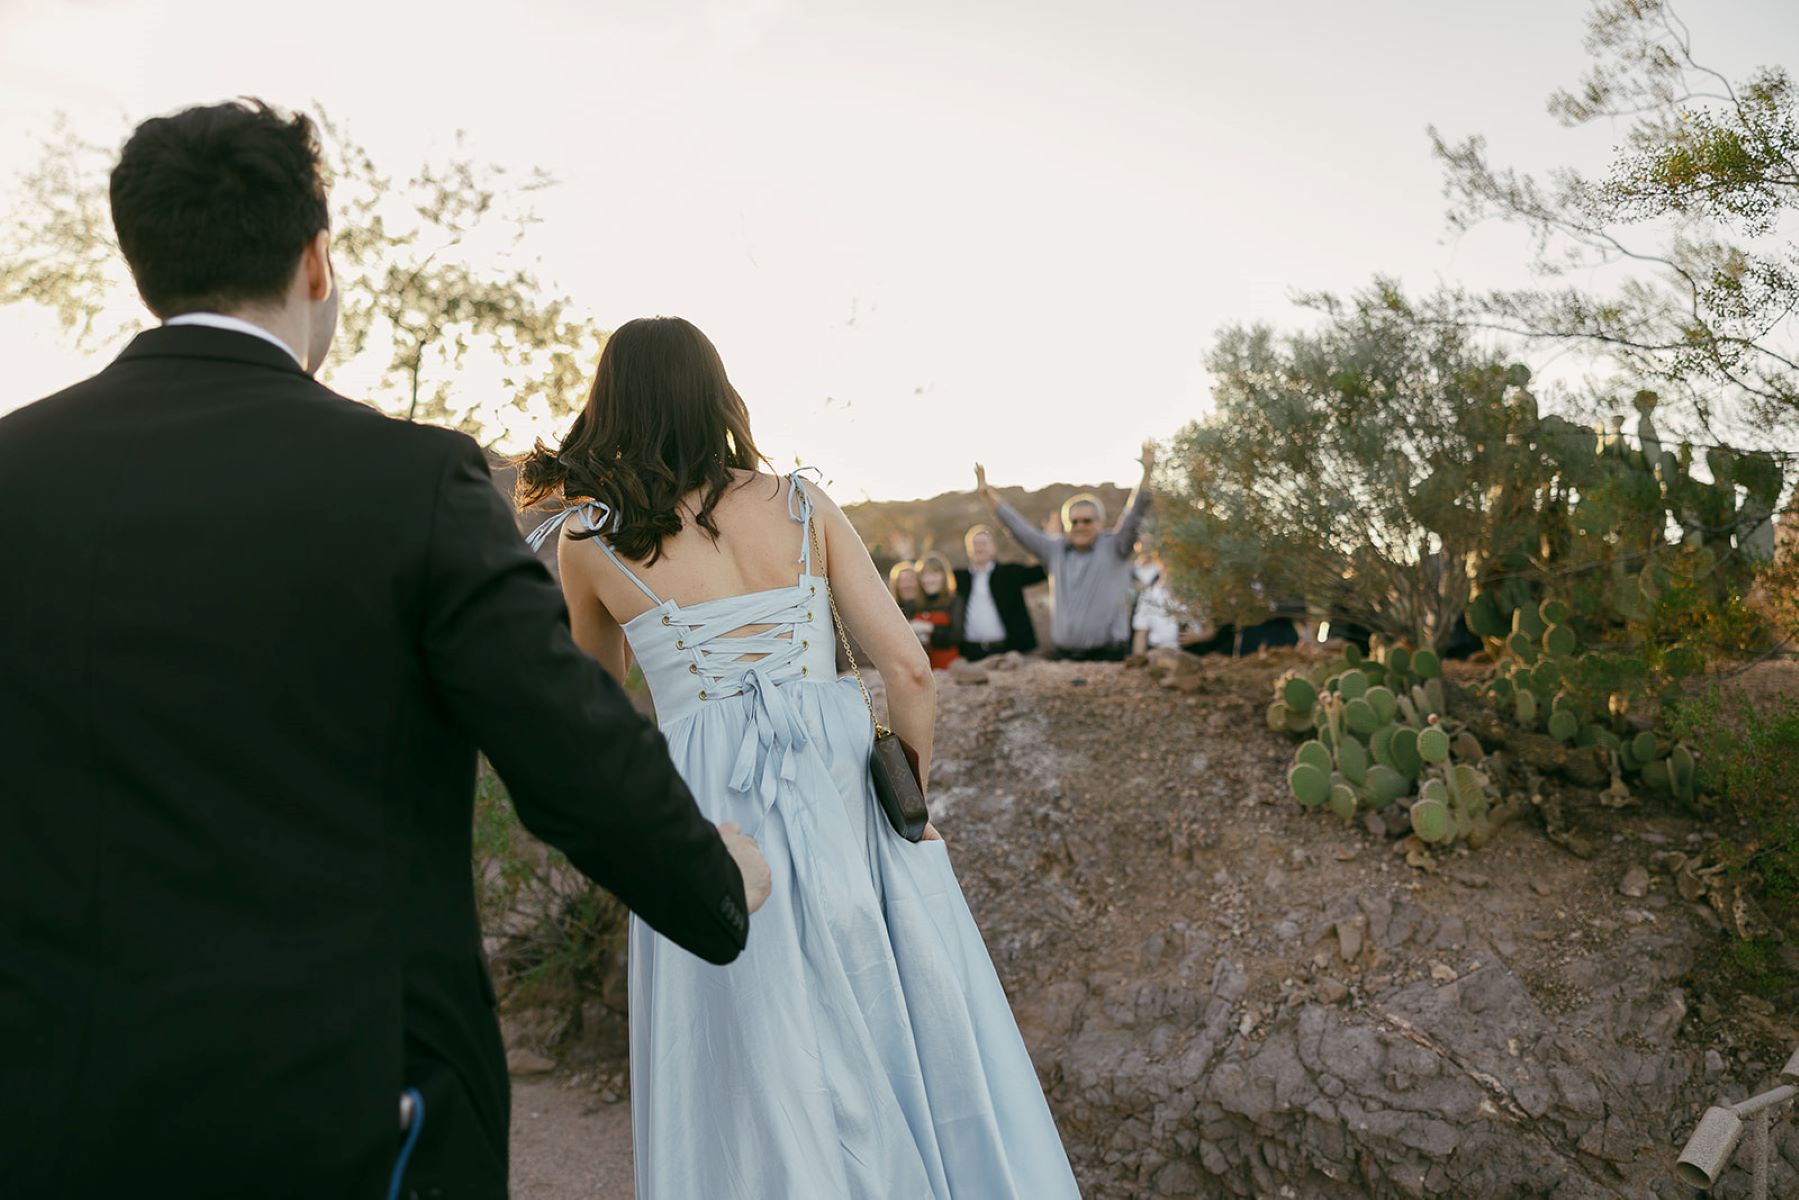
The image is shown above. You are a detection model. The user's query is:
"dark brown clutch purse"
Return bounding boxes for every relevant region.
[869,725,930,842]
[812,520,930,842]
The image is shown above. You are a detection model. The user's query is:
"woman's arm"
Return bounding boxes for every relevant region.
[809,486,938,793]
[558,533,629,681]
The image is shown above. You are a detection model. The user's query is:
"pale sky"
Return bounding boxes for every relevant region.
[3,0,1795,501]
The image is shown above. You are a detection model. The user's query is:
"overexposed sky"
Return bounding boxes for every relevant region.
[2,0,1794,500]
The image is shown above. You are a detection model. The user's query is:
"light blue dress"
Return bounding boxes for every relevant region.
[528,475,1081,1200]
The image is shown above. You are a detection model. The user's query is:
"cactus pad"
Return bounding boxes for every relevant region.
[1417,727,1450,764]
[1288,763,1330,807]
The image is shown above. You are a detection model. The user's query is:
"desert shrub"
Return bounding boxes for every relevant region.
[472,762,630,1011]
[1670,687,1799,909]
[1161,284,1554,649]
[1668,685,1799,1001]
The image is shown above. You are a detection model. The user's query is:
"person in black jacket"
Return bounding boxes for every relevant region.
[954,524,1046,660]
[0,98,769,1200]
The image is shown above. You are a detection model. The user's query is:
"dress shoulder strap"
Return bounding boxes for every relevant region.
[786,469,822,578]
[524,499,663,605]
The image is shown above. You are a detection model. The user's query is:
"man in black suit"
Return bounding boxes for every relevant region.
[0,100,770,1199]
[954,524,1046,660]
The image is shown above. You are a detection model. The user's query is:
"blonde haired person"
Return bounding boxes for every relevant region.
[954,524,1046,660]
[913,552,964,670]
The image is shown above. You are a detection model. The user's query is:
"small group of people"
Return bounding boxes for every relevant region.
[887,524,1047,668]
[887,442,1162,666]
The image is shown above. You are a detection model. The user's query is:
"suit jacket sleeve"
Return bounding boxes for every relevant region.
[419,437,748,964]
[1011,563,1047,588]
[994,501,1059,564]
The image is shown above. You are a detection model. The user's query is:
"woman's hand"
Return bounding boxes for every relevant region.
[920,822,944,842]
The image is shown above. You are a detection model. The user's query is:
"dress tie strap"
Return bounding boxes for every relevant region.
[788,467,823,574]
[525,499,663,605]
[525,499,617,553]
[727,666,812,808]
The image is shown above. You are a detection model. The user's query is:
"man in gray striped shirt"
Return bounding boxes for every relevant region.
[975,442,1155,661]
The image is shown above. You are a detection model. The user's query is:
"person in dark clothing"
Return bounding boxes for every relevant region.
[0,98,768,1200]
[953,524,1046,661]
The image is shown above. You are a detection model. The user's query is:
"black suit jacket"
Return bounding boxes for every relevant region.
[954,562,1046,653]
[0,326,747,1198]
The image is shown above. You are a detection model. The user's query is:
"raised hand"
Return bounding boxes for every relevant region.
[974,462,999,508]
[1140,440,1157,474]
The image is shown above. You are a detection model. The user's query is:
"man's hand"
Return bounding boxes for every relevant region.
[718,821,772,914]
[1140,440,1157,475]
[973,463,999,508]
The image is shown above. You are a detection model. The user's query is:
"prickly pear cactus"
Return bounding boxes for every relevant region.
[1274,637,1504,850]
[1458,391,1766,806]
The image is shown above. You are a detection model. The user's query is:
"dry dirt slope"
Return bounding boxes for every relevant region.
[510,652,1797,1199]
[924,653,1794,1198]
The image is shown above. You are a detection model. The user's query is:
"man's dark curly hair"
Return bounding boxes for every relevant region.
[110,98,329,317]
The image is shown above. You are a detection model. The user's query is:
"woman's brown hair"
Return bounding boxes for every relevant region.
[915,552,958,604]
[515,317,768,563]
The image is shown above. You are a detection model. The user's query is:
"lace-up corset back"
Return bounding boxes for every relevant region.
[526,473,837,729]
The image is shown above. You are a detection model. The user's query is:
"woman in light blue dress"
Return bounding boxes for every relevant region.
[518,317,1081,1199]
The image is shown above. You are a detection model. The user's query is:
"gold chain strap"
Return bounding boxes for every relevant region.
[807,501,886,735]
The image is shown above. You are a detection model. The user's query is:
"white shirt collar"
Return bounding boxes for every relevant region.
[164,313,303,367]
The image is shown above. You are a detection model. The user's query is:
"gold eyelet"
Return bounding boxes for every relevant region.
[688,663,698,674]
[699,689,708,700]
[660,615,671,626]
[810,586,817,595]
[807,611,814,621]
[802,640,810,649]
[675,639,685,649]
[802,666,809,676]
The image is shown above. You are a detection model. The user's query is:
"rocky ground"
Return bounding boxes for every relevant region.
[509,1077,632,1198]
[505,651,1798,1199]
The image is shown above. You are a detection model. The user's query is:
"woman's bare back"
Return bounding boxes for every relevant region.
[566,469,823,628]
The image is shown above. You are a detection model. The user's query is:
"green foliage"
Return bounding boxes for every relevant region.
[1667,684,1799,1001]
[472,762,628,1009]
[1468,391,1787,804]
[0,109,601,446]
[1430,0,1799,440]
[1159,284,1548,649]
[1669,687,1799,911]
[0,119,119,346]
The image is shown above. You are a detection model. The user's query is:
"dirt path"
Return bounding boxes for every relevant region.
[509,1079,633,1199]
